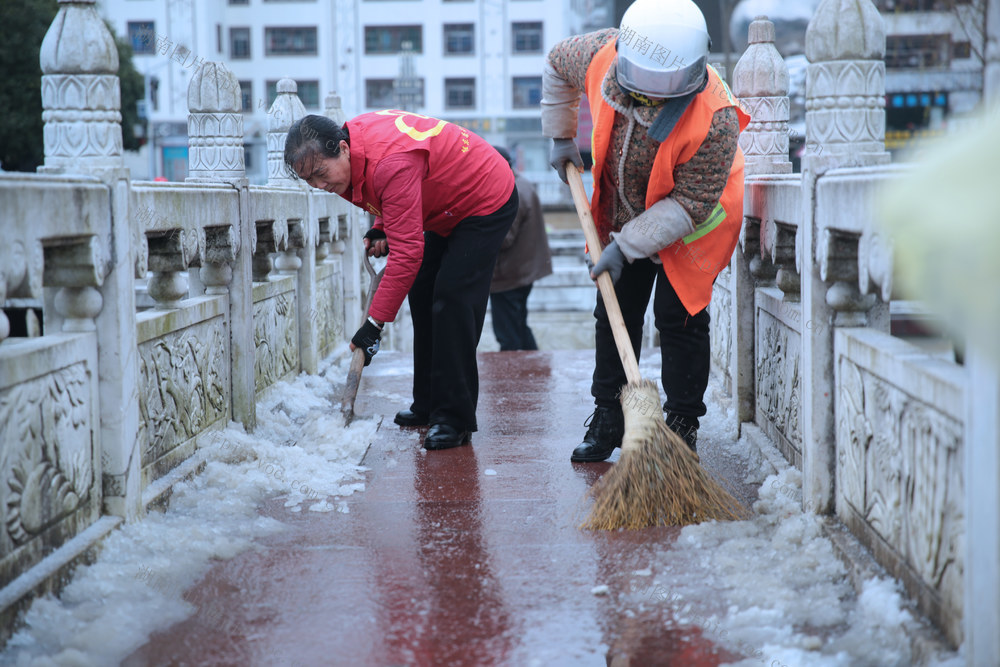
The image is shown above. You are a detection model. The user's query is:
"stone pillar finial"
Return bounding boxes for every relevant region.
[804,0,889,169]
[186,62,245,181]
[267,78,308,186]
[39,0,123,172]
[733,16,792,175]
[324,92,347,126]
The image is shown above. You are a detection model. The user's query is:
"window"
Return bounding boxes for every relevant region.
[239,81,253,112]
[229,0,249,4]
[365,78,425,108]
[443,24,474,55]
[445,78,475,110]
[128,21,155,55]
[512,21,542,54]
[266,80,320,109]
[365,26,422,54]
[230,27,250,59]
[512,76,542,108]
[216,24,222,54]
[885,34,951,68]
[366,79,395,107]
[265,27,318,56]
[295,81,320,109]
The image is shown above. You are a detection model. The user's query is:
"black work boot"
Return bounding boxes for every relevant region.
[571,406,625,462]
[665,412,698,453]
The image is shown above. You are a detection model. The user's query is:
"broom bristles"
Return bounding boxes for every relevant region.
[581,380,749,530]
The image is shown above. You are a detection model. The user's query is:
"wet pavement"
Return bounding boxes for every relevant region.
[124,350,759,667]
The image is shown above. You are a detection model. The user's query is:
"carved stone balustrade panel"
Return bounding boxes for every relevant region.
[136,305,230,487]
[755,289,805,467]
[835,328,965,646]
[314,261,343,359]
[252,280,299,394]
[709,273,734,395]
[0,335,102,588]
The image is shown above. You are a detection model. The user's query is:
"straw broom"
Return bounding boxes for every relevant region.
[566,164,747,529]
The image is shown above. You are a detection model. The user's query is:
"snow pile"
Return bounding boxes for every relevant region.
[627,457,938,667]
[0,351,377,667]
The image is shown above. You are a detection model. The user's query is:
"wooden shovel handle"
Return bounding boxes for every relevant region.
[566,164,641,385]
[341,252,387,421]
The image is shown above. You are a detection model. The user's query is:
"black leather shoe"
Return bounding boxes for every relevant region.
[424,423,470,450]
[570,406,624,462]
[665,412,698,453]
[394,409,429,427]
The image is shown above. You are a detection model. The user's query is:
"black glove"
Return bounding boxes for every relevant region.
[590,238,627,284]
[351,318,382,366]
[549,138,584,184]
[363,228,386,243]
[363,227,389,256]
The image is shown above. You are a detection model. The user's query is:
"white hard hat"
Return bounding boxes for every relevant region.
[616,0,710,98]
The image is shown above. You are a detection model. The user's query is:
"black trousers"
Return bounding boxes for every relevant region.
[407,189,518,431]
[591,258,711,427]
[490,284,538,351]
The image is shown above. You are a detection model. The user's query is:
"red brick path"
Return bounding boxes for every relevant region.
[124,350,752,667]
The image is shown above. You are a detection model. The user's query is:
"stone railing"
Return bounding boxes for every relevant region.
[718,1,997,657]
[0,0,366,638]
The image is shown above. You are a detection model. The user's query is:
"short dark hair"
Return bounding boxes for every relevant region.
[283,114,350,179]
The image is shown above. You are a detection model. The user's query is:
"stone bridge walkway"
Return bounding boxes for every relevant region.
[122,350,762,666]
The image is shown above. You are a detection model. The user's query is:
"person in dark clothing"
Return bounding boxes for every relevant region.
[489,146,553,351]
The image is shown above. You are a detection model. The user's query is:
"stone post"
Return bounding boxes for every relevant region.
[966,352,1000,663]
[800,0,889,513]
[268,79,318,373]
[38,0,142,520]
[731,16,792,425]
[185,62,255,430]
[968,2,1000,654]
[734,18,792,176]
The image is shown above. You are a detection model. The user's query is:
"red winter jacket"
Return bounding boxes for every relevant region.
[341,110,515,322]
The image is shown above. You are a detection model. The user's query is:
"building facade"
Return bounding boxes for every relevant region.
[874,1,985,153]
[99,0,614,190]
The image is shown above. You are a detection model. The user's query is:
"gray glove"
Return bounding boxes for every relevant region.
[549,138,584,184]
[590,239,627,284]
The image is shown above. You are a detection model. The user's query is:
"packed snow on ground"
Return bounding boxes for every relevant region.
[0,348,377,667]
[620,384,963,667]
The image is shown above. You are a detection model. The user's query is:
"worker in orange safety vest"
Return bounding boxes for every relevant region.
[542,0,749,461]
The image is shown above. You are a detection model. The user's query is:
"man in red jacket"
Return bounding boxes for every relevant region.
[284,112,517,450]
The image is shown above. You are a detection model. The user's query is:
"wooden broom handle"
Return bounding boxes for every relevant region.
[566,164,642,385]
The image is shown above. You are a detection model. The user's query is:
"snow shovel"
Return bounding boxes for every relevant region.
[341,252,385,424]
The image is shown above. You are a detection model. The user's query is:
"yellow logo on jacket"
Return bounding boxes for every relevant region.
[376,109,447,142]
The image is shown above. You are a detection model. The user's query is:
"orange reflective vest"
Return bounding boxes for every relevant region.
[585,41,750,316]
